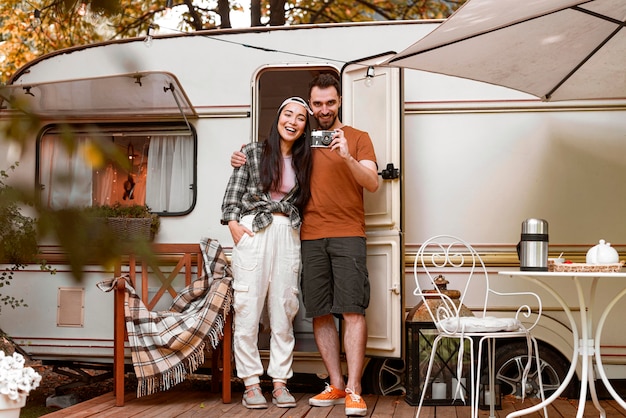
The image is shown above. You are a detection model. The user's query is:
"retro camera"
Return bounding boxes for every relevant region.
[311,130,335,148]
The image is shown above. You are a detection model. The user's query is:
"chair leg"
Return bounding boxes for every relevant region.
[532,337,548,417]
[416,335,444,418]
[472,337,494,418]
[211,344,220,393]
[487,338,496,418]
[209,314,232,403]
[466,338,480,418]
[114,275,126,407]
[221,314,232,403]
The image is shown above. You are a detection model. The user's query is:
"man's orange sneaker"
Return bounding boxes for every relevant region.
[308,384,346,406]
[345,388,367,416]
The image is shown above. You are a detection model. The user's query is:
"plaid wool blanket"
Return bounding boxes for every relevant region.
[98,238,233,397]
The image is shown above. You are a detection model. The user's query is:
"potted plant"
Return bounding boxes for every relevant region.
[84,203,160,242]
[0,351,42,416]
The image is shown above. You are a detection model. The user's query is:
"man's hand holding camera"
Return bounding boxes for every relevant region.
[312,128,351,159]
[330,128,351,160]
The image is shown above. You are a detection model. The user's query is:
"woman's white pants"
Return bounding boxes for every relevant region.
[231,214,300,387]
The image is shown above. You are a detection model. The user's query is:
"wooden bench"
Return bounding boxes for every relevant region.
[112,243,232,406]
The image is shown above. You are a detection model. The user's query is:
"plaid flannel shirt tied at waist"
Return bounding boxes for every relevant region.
[221,190,302,232]
[241,199,301,232]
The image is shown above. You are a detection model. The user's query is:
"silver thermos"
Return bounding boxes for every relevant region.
[517,218,549,271]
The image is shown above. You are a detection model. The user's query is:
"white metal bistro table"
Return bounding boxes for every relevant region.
[498,270,626,418]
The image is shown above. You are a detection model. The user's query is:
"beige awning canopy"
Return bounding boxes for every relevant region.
[0,71,197,118]
[385,0,626,102]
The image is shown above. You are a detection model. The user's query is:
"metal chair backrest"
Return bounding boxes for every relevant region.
[413,234,542,334]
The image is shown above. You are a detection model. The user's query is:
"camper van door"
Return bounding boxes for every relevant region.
[341,64,403,359]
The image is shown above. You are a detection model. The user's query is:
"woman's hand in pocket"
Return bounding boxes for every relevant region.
[228,220,253,245]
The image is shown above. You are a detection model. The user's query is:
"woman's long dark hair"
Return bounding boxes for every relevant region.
[260,112,312,211]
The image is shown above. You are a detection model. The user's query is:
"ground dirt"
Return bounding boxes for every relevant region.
[0,332,121,417]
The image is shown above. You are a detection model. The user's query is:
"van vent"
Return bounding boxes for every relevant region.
[57,287,85,327]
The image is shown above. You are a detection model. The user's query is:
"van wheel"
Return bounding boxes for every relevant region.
[362,358,405,395]
[495,342,576,399]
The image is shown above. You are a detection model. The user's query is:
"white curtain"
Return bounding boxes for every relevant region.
[145,135,193,212]
[39,135,93,209]
[93,164,115,205]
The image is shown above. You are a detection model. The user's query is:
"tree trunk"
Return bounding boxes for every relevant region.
[269,0,285,26]
[183,0,204,30]
[250,0,262,26]
[217,0,231,28]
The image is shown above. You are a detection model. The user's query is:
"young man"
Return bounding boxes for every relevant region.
[301,74,378,417]
[231,74,378,416]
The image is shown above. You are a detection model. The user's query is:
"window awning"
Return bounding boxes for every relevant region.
[0,72,197,118]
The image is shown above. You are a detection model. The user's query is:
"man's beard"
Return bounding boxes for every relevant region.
[316,114,336,130]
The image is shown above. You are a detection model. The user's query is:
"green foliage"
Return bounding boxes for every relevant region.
[0,114,158,281]
[36,205,157,280]
[0,163,54,314]
[0,165,37,265]
[0,267,28,312]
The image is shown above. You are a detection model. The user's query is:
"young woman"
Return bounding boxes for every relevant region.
[221,97,313,409]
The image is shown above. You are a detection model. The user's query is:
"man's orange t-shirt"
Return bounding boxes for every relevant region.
[300,125,377,240]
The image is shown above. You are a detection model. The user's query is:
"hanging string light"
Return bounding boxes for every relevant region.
[143,24,155,48]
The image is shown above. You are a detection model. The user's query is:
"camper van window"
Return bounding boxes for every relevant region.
[37,125,196,215]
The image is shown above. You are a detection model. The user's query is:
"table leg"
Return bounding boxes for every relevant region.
[506,277,579,418]
[576,277,606,418]
[594,284,626,410]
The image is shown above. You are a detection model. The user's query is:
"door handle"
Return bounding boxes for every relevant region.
[378,163,399,180]
[389,283,400,295]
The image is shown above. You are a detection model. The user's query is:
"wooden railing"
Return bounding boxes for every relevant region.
[112,243,232,406]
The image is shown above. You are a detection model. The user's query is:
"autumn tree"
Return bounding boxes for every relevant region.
[0,1,187,83]
[289,0,461,23]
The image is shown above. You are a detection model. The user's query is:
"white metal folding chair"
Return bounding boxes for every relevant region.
[413,235,547,418]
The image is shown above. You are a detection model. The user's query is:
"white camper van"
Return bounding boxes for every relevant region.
[2,20,626,400]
